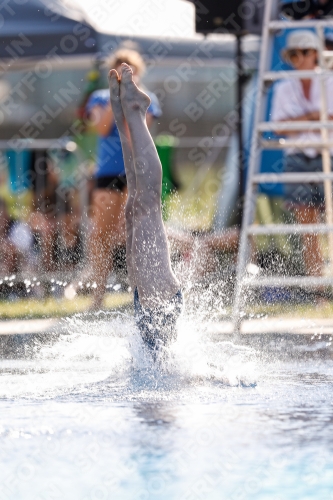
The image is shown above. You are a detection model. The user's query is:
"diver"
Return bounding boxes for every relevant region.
[108,63,183,358]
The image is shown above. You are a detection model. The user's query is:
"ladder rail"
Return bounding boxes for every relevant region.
[253,172,333,183]
[269,19,333,29]
[260,140,333,149]
[242,276,333,287]
[258,121,333,131]
[247,224,333,235]
[264,69,333,80]
[232,0,278,330]
[316,24,333,274]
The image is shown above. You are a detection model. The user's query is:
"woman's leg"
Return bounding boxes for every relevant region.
[88,188,126,309]
[285,155,324,276]
[294,205,324,276]
[0,240,18,274]
[116,63,179,309]
[29,212,55,272]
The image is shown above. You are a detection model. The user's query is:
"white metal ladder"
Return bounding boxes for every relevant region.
[232,0,333,331]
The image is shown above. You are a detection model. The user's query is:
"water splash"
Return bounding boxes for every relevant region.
[0,304,258,401]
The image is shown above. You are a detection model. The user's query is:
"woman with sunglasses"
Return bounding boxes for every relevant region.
[271,30,333,277]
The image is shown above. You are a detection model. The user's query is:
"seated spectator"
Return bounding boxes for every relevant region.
[0,198,32,275]
[271,30,333,276]
[167,225,239,277]
[0,198,18,275]
[28,152,60,272]
[54,190,83,270]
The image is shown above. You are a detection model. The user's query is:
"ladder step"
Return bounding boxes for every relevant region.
[260,139,333,149]
[247,224,333,235]
[269,19,333,30]
[0,138,72,150]
[258,121,333,132]
[252,173,333,184]
[242,276,333,287]
[264,69,333,81]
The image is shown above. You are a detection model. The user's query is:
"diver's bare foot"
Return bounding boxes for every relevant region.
[119,63,150,120]
[108,69,125,129]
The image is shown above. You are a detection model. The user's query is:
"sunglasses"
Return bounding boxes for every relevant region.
[288,48,315,59]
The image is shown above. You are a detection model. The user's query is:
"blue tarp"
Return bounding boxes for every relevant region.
[0,0,97,59]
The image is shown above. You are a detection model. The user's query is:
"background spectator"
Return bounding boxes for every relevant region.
[271,30,333,276]
[28,152,60,273]
[54,189,83,271]
[0,198,33,276]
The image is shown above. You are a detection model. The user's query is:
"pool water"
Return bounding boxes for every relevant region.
[0,312,333,500]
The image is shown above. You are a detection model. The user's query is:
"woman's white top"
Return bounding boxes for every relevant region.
[271,76,333,158]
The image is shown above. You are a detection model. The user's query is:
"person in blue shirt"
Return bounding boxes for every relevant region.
[85,49,161,310]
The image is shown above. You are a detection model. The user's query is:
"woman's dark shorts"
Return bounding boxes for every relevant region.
[284,153,330,207]
[134,287,183,352]
[95,175,127,192]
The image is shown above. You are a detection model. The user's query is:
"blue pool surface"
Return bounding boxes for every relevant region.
[0,312,333,500]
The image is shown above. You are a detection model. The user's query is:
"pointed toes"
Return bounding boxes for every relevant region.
[120,63,133,81]
[109,70,120,98]
[109,69,119,83]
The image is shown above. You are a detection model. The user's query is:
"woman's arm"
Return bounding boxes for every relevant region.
[146,113,154,129]
[271,81,323,136]
[89,101,155,138]
[89,104,114,137]
[276,111,321,136]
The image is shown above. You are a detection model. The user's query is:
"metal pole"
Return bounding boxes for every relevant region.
[232,0,277,332]
[316,25,333,275]
[236,33,244,223]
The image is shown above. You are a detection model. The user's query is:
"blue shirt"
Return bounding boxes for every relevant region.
[86,88,162,178]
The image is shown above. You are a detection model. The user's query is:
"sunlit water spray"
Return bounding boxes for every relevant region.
[0,309,258,402]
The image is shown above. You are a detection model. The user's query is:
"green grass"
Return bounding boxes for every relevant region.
[0,293,132,320]
[246,300,333,320]
[1,290,332,322]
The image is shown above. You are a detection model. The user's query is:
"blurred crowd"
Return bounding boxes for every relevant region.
[0,157,84,278]
[0,145,239,294]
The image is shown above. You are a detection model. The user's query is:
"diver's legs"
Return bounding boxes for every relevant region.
[119,63,179,308]
[109,69,136,289]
